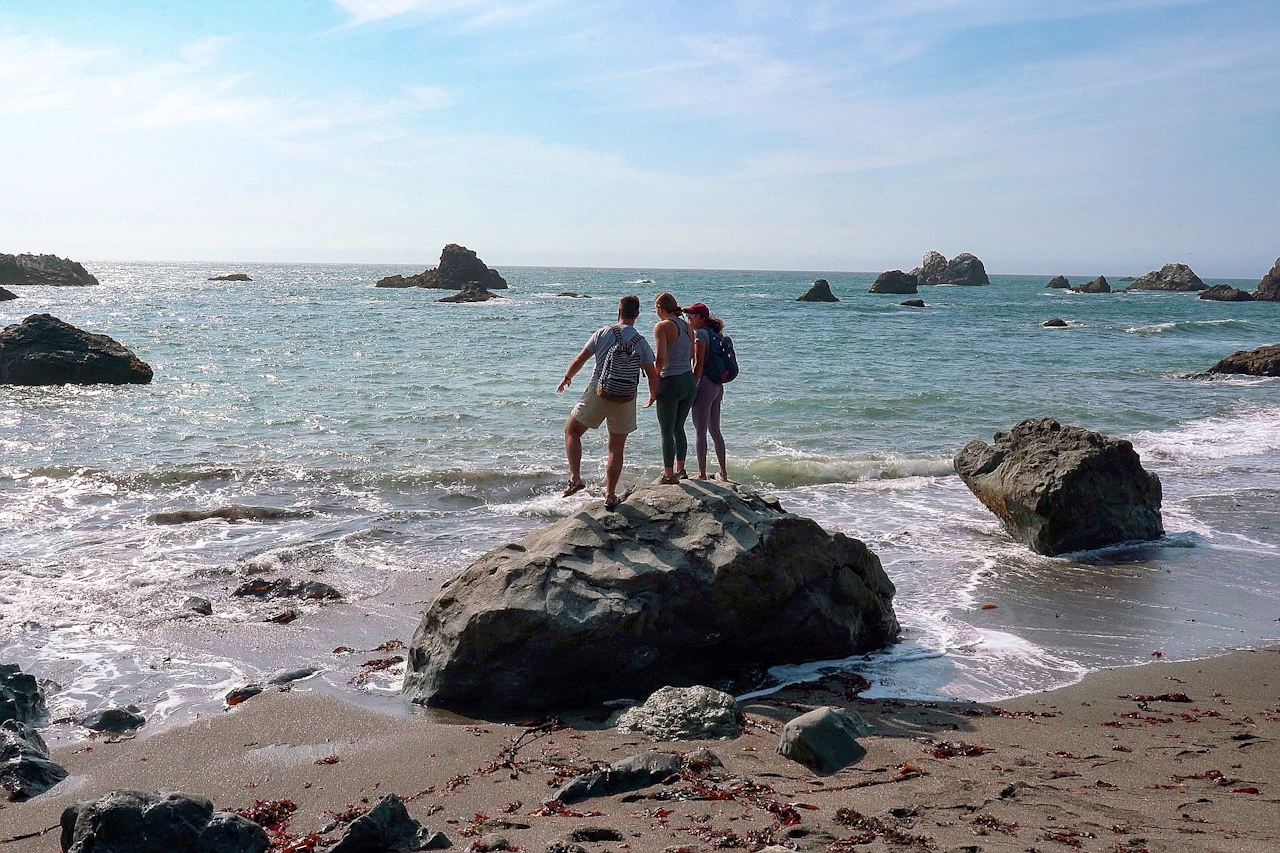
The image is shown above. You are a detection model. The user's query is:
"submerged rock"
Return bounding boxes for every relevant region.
[60,790,268,853]
[1042,317,1068,327]
[0,253,99,287]
[182,596,213,616]
[1073,275,1110,294]
[900,298,926,308]
[149,505,314,524]
[1,719,67,801]
[942,252,990,285]
[208,273,252,282]
[908,250,948,286]
[1199,284,1254,302]
[0,286,16,301]
[552,751,682,803]
[1208,343,1280,377]
[402,481,899,714]
[232,578,341,601]
[954,418,1163,556]
[1256,258,1280,301]
[79,707,146,732]
[557,291,591,298]
[376,244,508,290]
[1129,263,1207,291]
[437,282,505,303]
[776,706,869,774]
[0,314,152,386]
[330,794,450,852]
[1,663,47,725]
[614,685,743,741]
[1045,275,1070,289]
[869,270,918,294]
[797,278,838,302]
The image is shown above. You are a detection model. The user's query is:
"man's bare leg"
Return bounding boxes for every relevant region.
[565,418,588,489]
[605,431,627,504]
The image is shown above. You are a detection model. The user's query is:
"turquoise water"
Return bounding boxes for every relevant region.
[2,262,1278,737]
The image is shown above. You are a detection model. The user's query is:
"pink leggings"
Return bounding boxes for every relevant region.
[692,376,726,473]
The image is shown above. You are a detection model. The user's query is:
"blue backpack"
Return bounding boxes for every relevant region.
[704,328,739,384]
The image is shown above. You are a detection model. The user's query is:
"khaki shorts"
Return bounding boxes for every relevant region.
[571,390,638,434]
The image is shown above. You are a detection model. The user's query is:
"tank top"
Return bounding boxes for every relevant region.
[660,316,694,378]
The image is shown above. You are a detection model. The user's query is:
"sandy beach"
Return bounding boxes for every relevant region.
[4,647,1276,853]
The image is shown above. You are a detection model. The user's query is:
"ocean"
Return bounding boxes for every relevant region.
[3,262,1278,743]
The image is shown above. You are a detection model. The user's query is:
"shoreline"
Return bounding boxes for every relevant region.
[5,646,1277,852]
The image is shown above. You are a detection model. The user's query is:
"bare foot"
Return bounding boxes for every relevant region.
[715,471,729,482]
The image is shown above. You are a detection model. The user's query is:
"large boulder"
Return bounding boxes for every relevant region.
[776,706,869,774]
[1,663,47,725]
[941,252,990,285]
[1256,258,1280,301]
[1129,263,1206,291]
[954,418,1163,556]
[0,314,153,386]
[797,279,838,302]
[908,250,948,286]
[402,481,899,714]
[60,790,268,853]
[2,719,67,801]
[1199,285,1254,302]
[1208,343,1280,377]
[1074,275,1110,294]
[1045,275,1070,289]
[376,244,508,290]
[869,270,917,294]
[0,253,98,287]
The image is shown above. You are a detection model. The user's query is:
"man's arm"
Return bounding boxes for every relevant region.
[558,348,592,392]
[641,362,660,408]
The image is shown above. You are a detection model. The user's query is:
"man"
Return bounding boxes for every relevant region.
[557,295,659,510]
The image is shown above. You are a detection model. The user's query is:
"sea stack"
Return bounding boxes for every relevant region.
[797,279,839,302]
[1074,275,1110,294]
[1129,263,1207,291]
[869,270,918,294]
[909,251,948,286]
[954,418,1163,556]
[402,481,899,714]
[1254,258,1280,301]
[375,244,508,290]
[0,314,153,386]
[0,253,99,287]
[1045,276,1070,289]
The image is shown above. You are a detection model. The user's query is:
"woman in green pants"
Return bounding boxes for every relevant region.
[647,292,704,483]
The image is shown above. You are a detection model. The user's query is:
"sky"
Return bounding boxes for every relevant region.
[1,1,1278,275]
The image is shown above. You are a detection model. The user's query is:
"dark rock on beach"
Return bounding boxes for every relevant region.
[0,253,98,287]
[183,596,213,616]
[0,314,153,386]
[1046,275,1070,289]
[375,243,508,290]
[1207,343,1280,377]
[954,418,1163,556]
[79,707,146,733]
[330,793,451,852]
[900,298,925,308]
[149,505,314,524]
[208,273,252,281]
[797,278,838,302]
[60,790,269,853]
[268,666,320,685]
[1074,275,1110,294]
[1042,317,1068,328]
[776,706,869,774]
[437,282,505,303]
[225,684,264,706]
[233,578,342,601]
[1199,284,1254,302]
[1129,263,1207,291]
[1,719,68,801]
[908,250,948,286]
[869,270,918,294]
[1256,258,1280,301]
[402,481,899,714]
[1,663,47,725]
[0,286,17,300]
[942,252,990,285]
[553,751,682,804]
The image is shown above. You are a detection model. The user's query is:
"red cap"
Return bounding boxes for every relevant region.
[685,302,710,319]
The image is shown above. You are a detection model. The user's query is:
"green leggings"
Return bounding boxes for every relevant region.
[656,372,697,468]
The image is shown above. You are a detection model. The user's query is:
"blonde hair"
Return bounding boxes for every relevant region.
[655,292,682,315]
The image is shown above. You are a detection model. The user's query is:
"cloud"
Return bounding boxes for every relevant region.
[334,0,558,27]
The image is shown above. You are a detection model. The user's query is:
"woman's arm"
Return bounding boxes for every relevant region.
[653,320,670,376]
[692,334,706,380]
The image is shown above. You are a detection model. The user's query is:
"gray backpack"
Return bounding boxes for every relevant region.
[596,327,643,402]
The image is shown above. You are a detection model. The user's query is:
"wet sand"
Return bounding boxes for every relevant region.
[4,649,1277,853]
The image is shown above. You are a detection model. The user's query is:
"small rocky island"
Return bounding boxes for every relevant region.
[0,314,153,386]
[869,270,918,294]
[797,278,838,301]
[376,244,508,290]
[0,253,99,287]
[1199,284,1254,301]
[1073,275,1110,293]
[908,250,990,285]
[1128,263,1206,291]
[1045,275,1070,289]
[955,418,1163,556]
[402,481,899,714]
[436,282,505,303]
[208,273,252,282]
